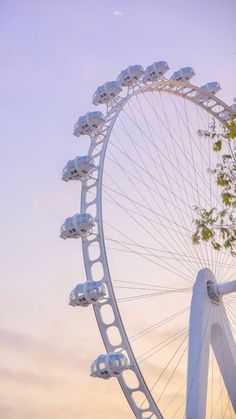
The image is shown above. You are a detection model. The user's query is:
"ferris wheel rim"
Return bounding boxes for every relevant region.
[80,78,233,419]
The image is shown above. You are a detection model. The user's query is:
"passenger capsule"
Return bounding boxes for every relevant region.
[117,65,144,86]
[194,82,221,103]
[73,111,105,137]
[170,67,195,82]
[143,61,169,82]
[69,280,106,307]
[92,81,122,105]
[90,352,129,379]
[219,104,236,121]
[60,213,95,239]
[62,156,95,182]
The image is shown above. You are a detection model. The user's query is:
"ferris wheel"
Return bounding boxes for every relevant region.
[60,61,236,419]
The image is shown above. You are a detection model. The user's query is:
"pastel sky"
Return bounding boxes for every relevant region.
[1,1,236,418]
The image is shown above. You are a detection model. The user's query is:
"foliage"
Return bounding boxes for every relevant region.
[193,117,236,256]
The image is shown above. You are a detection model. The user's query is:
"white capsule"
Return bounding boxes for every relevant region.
[60,213,95,239]
[69,280,106,307]
[117,65,144,86]
[170,67,195,82]
[90,352,129,379]
[92,81,122,105]
[194,82,221,103]
[143,61,169,83]
[73,111,105,137]
[62,156,95,182]
[219,104,236,121]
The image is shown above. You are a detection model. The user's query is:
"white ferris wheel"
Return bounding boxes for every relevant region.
[60,61,236,419]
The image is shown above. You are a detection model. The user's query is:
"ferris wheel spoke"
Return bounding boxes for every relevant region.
[125,93,216,272]
[109,129,200,215]
[103,240,234,271]
[143,89,220,276]
[138,90,208,199]
[129,306,190,343]
[123,97,208,269]
[103,186,192,236]
[139,332,189,412]
[134,93,202,225]
[113,276,192,290]
[110,121,197,228]
[131,91,215,208]
[156,341,188,404]
[137,328,188,364]
[104,221,197,282]
[177,98,232,281]
[103,197,220,286]
[138,297,211,370]
[123,98,212,214]
[114,289,190,303]
[102,172,200,279]
[103,154,206,275]
[162,381,186,415]
[104,145,201,262]
[223,303,236,335]
[103,221,195,282]
[114,284,190,293]
[120,101,208,211]
[170,92,215,178]
[144,90,216,274]
[183,96,215,276]
[153,89,217,201]
[102,188,201,269]
[103,236,232,265]
[217,240,236,282]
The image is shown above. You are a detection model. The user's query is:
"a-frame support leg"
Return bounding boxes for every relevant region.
[186,268,236,419]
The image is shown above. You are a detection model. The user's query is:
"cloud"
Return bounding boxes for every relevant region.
[0,328,131,419]
[0,367,59,387]
[0,327,93,370]
[0,328,34,350]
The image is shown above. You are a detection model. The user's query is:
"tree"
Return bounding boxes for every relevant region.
[192,116,236,256]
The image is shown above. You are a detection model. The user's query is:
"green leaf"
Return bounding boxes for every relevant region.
[192,232,200,245]
[222,192,233,206]
[213,140,222,152]
[201,227,214,241]
[212,241,221,251]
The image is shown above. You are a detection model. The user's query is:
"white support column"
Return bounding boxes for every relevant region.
[211,308,236,410]
[186,268,236,419]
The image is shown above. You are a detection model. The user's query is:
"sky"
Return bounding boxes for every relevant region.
[0,1,236,418]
